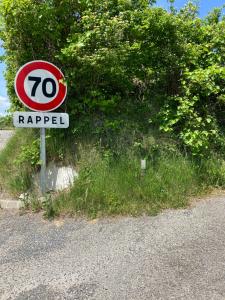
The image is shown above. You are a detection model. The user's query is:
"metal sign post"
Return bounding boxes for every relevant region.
[40,128,46,195]
[14,60,68,195]
[13,111,69,195]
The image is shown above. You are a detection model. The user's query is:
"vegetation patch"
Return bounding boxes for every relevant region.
[54,151,199,217]
[51,140,225,218]
[0,1,225,217]
[2,128,225,218]
[0,129,39,195]
[0,115,13,130]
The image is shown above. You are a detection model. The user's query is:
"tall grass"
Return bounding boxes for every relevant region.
[1,128,225,217]
[0,128,76,195]
[0,129,38,195]
[54,146,206,217]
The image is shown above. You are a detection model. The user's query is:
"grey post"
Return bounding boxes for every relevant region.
[40,128,46,195]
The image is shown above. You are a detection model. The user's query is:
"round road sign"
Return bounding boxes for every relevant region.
[15,60,67,112]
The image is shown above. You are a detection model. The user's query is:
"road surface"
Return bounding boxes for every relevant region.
[1,194,225,299]
[0,130,14,151]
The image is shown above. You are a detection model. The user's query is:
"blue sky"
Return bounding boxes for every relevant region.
[156,0,225,17]
[0,0,224,115]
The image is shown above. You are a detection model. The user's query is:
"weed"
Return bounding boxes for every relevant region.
[43,195,58,219]
[19,193,42,212]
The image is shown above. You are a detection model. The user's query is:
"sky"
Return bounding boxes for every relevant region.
[0,0,224,115]
[156,0,225,17]
[0,46,10,116]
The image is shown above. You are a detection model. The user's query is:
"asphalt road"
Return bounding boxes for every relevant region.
[1,194,225,300]
[0,130,14,151]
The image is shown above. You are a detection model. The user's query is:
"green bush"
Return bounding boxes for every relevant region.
[0,115,13,129]
[1,1,225,156]
[0,129,38,194]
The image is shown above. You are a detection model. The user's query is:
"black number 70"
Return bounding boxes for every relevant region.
[28,76,57,98]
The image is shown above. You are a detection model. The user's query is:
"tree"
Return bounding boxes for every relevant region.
[1,0,225,156]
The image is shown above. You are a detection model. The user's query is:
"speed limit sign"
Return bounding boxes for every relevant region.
[14,60,67,112]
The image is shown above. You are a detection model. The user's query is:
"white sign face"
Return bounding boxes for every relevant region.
[13,112,69,128]
[14,61,67,112]
[24,69,59,104]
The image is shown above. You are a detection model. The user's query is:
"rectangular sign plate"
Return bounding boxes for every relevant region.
[13,112,69,128]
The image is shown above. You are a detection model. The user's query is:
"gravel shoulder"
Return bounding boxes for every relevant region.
[1,194,225,300]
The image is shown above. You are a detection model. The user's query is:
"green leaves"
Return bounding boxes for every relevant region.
[1,0,225,156]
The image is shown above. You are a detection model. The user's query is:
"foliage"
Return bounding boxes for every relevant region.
[0,129,38,194]
[1,1,225,156]
[15,138,40,166]
[159,10,225,155]
[2,126,225,217]
[0,114,13,129]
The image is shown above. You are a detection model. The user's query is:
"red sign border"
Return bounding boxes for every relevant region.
[14,60,67,112]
